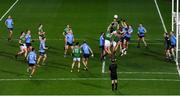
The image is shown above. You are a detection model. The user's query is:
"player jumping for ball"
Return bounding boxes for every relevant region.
[15,32,27,59]
[37,37,48,66]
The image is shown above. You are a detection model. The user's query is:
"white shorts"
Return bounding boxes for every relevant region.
[105,40,111,47]
[20,44,27,51]
[112,41,117,47]
[73,58,80,62]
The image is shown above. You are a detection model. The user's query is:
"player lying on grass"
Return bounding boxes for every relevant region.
[37,37,48,66]
[5,15,14,41]
[26,47,37,77]
[80,41,94,71]
[137,24,147,48]
[169,32,176,61]
[64,32,74,57]
[164,33,171,61]
[15,32,27,59]
[71,42,82,72]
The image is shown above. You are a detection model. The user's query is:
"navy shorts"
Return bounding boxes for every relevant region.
[8,28,13,31]
[39,52,46,56]
[171,44,176,49]
[28,63,36,67]
[100,45,104,52]
[66,42,73,46]
[26,43,32,48]
[83,54,90,58]
[125,36,130,41]
[138,34,145,38]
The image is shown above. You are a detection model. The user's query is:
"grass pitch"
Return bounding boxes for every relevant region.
[0,0,179,95]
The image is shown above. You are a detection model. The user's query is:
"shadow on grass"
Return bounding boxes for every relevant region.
[0,50,15,59]
[0,69,26,77]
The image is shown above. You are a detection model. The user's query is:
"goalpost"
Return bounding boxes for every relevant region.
[172,0,180,74]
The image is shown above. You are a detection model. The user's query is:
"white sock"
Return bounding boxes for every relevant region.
[102,61,105,73]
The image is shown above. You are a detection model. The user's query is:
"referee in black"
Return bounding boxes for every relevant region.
[109,59,118,91]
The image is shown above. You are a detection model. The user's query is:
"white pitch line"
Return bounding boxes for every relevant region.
[0,78,180,82]
[154,0,167,33]
[105,72,178,75]
[0,0,19,21]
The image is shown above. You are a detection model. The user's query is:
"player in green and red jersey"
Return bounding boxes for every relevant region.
[71,42,82,72]
[15,32,28,59]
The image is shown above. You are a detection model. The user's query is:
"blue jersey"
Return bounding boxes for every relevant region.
[65,33,74,44]
[124,32,131,38]
[25,34,31,43]
[5,19,13,28]
[138,26,146,35]
[170,35,176,45]
[99,35,104,46]
[39,40,46,53]
[125,27,133,38]
[80,43,91,54]
[27,51,36,64]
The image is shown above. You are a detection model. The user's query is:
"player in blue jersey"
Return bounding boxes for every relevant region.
[170,32,176,61]
[80,41,94,71]
[26,47,37,77]
[64,32,74,57]
[63,25,73,50]
[37,37,48,66]
[5,16,14,41]
[25,30,32,51]
[121,25,133,56]
[137,24,147,48]
[99,32,105,60]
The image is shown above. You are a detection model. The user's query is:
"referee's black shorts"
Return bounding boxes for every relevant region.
[110,74,117,80]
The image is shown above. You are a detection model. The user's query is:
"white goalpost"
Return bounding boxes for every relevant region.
[172,0,180,75]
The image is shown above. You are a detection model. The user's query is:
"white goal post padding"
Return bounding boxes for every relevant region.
[173,12,180,24]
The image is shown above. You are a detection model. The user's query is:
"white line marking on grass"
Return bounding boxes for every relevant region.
[0,78,180,82]
[154,0,167,33]
[0,0,19,21]
[105,72,178,75]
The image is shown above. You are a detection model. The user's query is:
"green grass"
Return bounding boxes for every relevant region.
[0,0,179,95]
